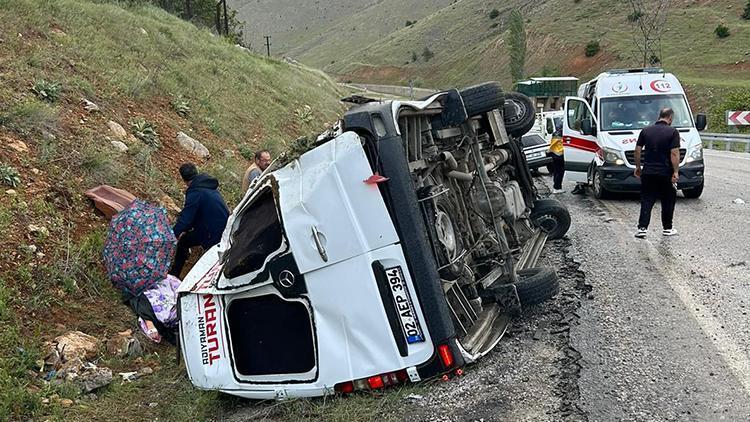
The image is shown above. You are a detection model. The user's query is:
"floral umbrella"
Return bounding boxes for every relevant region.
[103,199,176,296]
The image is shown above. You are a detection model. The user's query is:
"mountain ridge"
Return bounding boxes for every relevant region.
[233,0,750,122]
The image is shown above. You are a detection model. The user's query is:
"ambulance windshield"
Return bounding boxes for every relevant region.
[600,94,692,131]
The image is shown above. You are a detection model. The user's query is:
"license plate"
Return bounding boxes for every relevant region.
[384,266,424,344]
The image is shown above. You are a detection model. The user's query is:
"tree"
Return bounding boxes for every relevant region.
[411,51,418,62]
[489,8,500,19]
[146,0,245,44]
[744,1,750,20]
[585,40,600,57]
[714,24,730,38]
[422,47,434,61]
[506,9,527,83]
[627,0,671,67]
[711,88,750,132]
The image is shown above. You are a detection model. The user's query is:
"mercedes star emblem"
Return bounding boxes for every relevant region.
[279,270,295,288]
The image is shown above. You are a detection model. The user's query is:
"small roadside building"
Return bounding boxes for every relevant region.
[514,77,580,112]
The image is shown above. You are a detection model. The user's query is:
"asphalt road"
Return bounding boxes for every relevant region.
[399,150,750,421]
[564,150,750,421]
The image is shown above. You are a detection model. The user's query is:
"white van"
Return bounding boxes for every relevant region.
[562,68,706,198]
[177,84,569,400]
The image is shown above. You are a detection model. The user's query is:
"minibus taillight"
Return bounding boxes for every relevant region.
[334,369,410,395]
[438,344,455,368]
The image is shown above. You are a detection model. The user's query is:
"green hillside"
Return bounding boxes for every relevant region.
[0,0,344,419]
[235,0,750,125]
[228,0,378,53]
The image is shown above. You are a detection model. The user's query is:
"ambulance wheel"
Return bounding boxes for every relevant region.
[459,82,505,117]
[592,168,611,199]
[682,182,703,199]
[503,92,536,138]
[530,198,571,240]
[514,267,560,307]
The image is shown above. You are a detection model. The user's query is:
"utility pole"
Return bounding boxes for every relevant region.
[264,35,271,57]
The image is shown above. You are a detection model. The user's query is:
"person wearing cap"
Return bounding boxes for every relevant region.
[169,163,230,277]
[548,121,565,194]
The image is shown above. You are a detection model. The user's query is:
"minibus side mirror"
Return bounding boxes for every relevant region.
[695,113,707,131]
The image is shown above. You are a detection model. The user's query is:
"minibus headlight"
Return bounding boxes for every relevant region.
[603,148,625,166]
[688,146,703,161]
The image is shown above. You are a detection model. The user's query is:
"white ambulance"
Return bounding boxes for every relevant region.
[562,68,707,198]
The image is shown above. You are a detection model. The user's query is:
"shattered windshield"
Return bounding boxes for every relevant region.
[223,188,284,279]
[600,94,692,131]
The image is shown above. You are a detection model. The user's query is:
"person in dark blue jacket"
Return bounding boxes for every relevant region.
[169,163,230,277]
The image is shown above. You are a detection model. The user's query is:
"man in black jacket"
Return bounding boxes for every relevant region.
[634,108,680,238]
[169,163,230,277]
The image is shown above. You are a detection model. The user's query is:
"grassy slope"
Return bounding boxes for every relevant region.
[0,0,345,419]
[241,0,750,126]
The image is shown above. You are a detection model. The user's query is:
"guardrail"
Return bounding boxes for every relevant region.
[701,133,750,153]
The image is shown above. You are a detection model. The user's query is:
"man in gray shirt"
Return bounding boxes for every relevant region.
[242,150,271,192]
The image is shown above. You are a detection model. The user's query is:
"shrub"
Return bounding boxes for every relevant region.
[405,20,413,26]
[422,46,435,61]
[130,117,160,147]
[489,8,500,19]
[628,10,643,22]
[540,65,561,76]
[0,100,57,136]
[0,164,21,188]
[294,105,313,124]
[715,24,730,38]
[238,144,254,161]
[31,79,61,102]
[710,88,750,133]
[410,77,425,88]
[743,1,750,20]
[411,51,418,62]
[585,40,600,57]
[204,116,220,135]
[79,144,125,185]
[170,95,191,116]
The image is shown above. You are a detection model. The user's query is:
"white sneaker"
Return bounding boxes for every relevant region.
[552,189,565,194]
[635,228,648,238]
[662,229,678,236]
